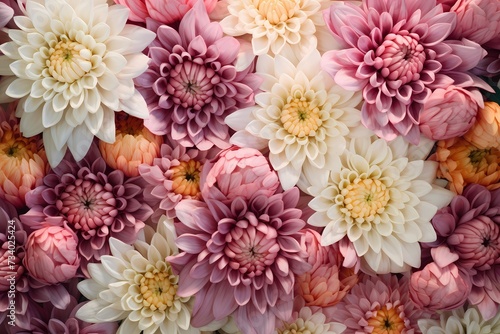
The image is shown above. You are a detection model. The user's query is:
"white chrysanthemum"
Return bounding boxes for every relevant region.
[219,0,335,56]
[76,216,198,334]
[277,307,346,334]
[0,0,155,167]
[226,50,364,191]
[308,136,454,274]
[418,305,500,334]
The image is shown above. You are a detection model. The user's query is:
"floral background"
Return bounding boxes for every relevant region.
[0,0,500,333]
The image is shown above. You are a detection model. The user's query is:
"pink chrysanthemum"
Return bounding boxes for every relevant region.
[321,0,490,143]
[167,187,311,334]
[20,145,152,276]
[135,1,261,151]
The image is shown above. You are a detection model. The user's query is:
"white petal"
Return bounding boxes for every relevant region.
[67,124,93,161]
[95,107,115,143]
[43,129,67,167]
[119,89,148,118]
[6,78,32,98]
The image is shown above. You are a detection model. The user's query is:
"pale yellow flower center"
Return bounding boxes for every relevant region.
[170,160,202,197]
[140,269,178,312]
[366,306,405,334]
[277,322,307,334]
[342,178,389,219]
[256,0,297,24]
[47,37,92,83]
[281,98,321,137]
[0,130,37,160]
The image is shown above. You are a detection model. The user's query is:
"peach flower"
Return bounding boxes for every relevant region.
[464,101,500,149]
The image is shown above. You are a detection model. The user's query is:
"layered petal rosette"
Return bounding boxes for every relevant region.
[135,2,260,151]
[321,0,489,143]
[276,305,346,334]
[167,187,311,334]
[308,136,454,274]
[0,0,155,167]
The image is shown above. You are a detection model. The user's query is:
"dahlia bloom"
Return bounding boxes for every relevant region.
[464,101,500,149]
[135,1,260,151]
[99,113,163,177]
[226,50,364,191]
[419,86,482,140]
[276,306,346,334]
[427,184,500,319]
[167,187,311,334]
[0,102,48,208]
[21,145,152,276]
[321,0,490,143]
[0,0,156,167]
[308,135,454,274]
[330,274,435,333]
[418,305,500,334]
[77,216,199,334]
[200,146,280,204]
[114,0,217,24]
[433,138,500,194]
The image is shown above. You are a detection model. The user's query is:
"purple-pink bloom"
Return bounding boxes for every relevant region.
[135,1,261,151]
[167,187,311,334]
[321,0,490,144]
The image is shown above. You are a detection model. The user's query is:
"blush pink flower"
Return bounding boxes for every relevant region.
[419,86,482,140]
[321,0,490,144]
[167,187,311,334]
[0,1,13,29]
[135,2,261,151]
[200,146,280,205]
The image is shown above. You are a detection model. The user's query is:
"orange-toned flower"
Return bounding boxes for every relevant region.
[433,137,500,194]
[99,113,163,177]
[0,103,48,208]
[464,101,500,149]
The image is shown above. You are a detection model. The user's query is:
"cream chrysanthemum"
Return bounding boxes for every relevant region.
[277,307,346,334]
[226,50,364,191]
[76,216,197,334]
[0,0,155,167]
[308,136,454,274]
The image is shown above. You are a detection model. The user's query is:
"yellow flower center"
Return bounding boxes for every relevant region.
[140,269,179,312]
[256,0,297,25]
[170,160,202,197]
[366,306,405,334]
[281,98,321,137]
[0,130,37,160]
[47,37,92,83]
[342,178,390,219]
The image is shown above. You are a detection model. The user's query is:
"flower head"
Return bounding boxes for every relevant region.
[0,0,156,167]
[464,101,500,149]
[136,2,260,151]
[277,306,346,334]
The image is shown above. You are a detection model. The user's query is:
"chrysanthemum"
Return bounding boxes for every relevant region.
[77,216,198,334]
[20,145,152,276]
[308,136,454,274]
[321,0,490,143]
[0,0,155,167]
[167,187,311,334]
[464,101,500,149]
[226,50,364,191]
[277,306,346,334]
[0,102,48,208]
[135,1,260,151]
[330,274,435,334]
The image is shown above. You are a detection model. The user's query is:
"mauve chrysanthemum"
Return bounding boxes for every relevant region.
[167,187,311,334]
[135,1,261,151]
[20,145,153,276]
[426,184,500,320]
[321,0,490,143]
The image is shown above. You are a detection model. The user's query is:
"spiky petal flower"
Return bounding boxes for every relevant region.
[0,0,155,167]
[135,1,260,151]
[308,136,454,274]
[167,187,311,334]
[321,0,490,143]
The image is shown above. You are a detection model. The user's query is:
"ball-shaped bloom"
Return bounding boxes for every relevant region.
[135,1,260,151]
[99,113,163,177]
[114,0,217,24]
[226,50,364,191]
[200,146,280,205]
[277,306,346,334]
[0,0,156,167]
[321,0,490,144]
[464,101,500,149]
[0,102,48,208]
[21,145,152,276]
[419,86,482,140]
[23,225,80,285]
[167,187,311,334]
[308,135,454,274]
